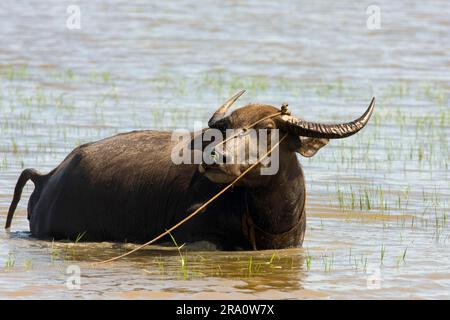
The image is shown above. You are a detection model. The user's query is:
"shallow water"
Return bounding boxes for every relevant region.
[0,0,449,299]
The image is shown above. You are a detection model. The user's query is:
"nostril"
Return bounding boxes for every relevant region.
[210,150,218,164]
[210,148,230,164]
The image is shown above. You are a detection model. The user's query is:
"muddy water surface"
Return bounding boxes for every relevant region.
[0,0,449,299]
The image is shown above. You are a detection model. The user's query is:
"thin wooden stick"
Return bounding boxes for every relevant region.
[93,133,287,265]
[214,112,282,148]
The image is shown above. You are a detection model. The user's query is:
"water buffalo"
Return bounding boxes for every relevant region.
[5,91,374,250]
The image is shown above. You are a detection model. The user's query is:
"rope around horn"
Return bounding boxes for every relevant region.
[93,133,288,265]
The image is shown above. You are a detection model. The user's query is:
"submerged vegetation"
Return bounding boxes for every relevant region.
[0,64,448,292]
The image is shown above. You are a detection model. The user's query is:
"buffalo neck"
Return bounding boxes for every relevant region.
[245,153,305,235]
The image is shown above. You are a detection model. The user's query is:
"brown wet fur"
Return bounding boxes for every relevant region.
[6,103,337,250]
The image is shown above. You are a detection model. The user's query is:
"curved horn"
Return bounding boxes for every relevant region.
[278,98,375,139]
[208,90,246,127]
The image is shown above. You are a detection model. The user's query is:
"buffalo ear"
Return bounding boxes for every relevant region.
[298,137,329,157]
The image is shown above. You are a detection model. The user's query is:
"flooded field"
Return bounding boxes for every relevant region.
[0,0,449,299]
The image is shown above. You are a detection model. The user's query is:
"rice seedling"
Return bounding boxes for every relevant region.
[101,72,110,83]
[167,231,188,280]
[75,231,86,244]
[65,69,74,80]
[154,255,166,278]
[11,138,19,154]
[380,245,386,266]
[267,252,281,269]
[50,239,58,263]
[322,253,334,273]
[5,253,16,268]
[23,258,33,271]
[362,257,368,272]
[305,249,312,271]
[396,247,408,266]
[216,264,223,276]
[247,256,253,277]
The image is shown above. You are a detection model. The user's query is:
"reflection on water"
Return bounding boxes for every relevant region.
[1,218,308,299]
[0,0,449,299]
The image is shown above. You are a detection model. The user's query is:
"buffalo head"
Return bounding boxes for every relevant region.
[199,90,375,186]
